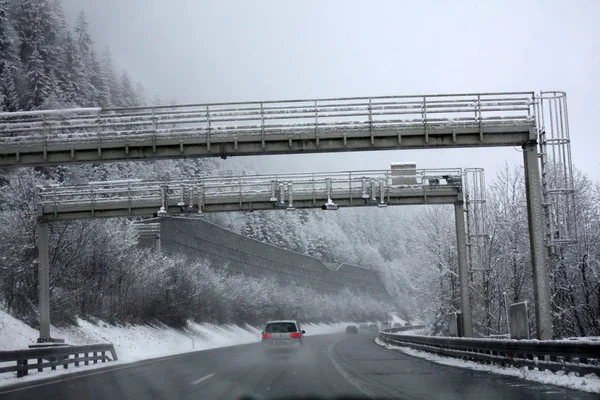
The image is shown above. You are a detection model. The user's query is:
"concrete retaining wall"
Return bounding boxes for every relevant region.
[148,217,391,300]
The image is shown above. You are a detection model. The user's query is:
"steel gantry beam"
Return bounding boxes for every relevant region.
[34,167,475,340]
[0,92,536,167]
[21,90,565,341]
[36,168,465,221]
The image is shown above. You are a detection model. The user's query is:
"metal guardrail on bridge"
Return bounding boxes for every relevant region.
[37,168,464,221]
[0,92,536,166]
[0,343,118,378]
[379,331,600,377]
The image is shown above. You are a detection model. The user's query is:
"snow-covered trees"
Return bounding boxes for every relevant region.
[0,1,19,112]
[0,1,9,58]
[412,164,600,338]
[117,71,137,107]
[0,0,146,111]
[73,10,92,60]
[546,168,600,337]
[0,163,389,327]
[0,169,43,324]
[100,47,119,107]
[0,62,19,112]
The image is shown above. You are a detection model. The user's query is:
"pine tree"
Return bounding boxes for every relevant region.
[88,49,105,107]
[50,0,68,43]
[16,0,62,70]
[0,62,20,112]
[0,0,18,106]
[59,32,81,104]
[0,0,11,67]
[40,70,66,109]
[118,71,137,107]
[16,0,40,65]
[100,47,118,107]
[25,46,51,109]
[135,81,146,106]
[74,10,93,61]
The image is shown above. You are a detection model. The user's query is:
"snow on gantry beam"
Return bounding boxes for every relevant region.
[0,92,537,167]
[37,168,467,221]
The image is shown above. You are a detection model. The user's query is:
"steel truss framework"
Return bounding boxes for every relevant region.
[0,90,575,341]
[0,92,535,166]
[34,167,477,339]
[38,168,465,221]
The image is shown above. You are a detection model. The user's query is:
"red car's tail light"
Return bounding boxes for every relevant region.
[262,333,272,339]
[290,332,302,338]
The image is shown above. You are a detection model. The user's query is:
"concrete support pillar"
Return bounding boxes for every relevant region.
[523,143,553,340]
[454,202,473,337]
[36,221,51,341]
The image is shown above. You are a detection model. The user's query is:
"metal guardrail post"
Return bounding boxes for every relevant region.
[287,183,294,210]
[198,183,204,215]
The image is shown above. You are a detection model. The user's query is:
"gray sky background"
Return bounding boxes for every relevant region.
[61,0,600,180]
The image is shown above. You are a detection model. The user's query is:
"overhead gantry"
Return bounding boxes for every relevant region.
[34,167,476,339]
[37,168,465,220]
[2,90,575,340]
[1,92,535,166]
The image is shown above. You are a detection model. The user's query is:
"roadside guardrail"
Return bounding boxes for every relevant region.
[0,343,118,378]
[379,331,600,376]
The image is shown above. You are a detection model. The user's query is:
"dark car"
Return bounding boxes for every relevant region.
[359,323,369,331]
[346,325,358,334]
[368,323,379,332]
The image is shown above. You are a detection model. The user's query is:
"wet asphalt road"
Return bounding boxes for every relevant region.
[0,332,596,400]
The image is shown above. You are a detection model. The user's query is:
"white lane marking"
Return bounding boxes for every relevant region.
[0,347,239,395]
[191,373,215,385]
[327,341,377,400]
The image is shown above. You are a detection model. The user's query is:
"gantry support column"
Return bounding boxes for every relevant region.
[454,202,473,337]
[523,143,553,340]
[155,234,162,254]
[36,221,51,342]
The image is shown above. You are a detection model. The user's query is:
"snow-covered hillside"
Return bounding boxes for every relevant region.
[0,308,352,386]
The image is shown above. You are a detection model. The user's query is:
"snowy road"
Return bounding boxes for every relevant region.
[0,333,595,400]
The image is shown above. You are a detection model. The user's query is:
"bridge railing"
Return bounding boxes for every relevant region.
[0,92,535,146]
[37,168,463,212]
[379,331,600,376]
[0,343,118,378]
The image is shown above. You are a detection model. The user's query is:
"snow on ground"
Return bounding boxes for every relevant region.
[375,337,600,394]
[388,312,407,326]
[0,308,349,387]
[389,326,430,335]
[0,310,40,351]
[302,322,350,336]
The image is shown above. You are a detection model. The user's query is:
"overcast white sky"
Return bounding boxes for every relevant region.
[61,0,600,180]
